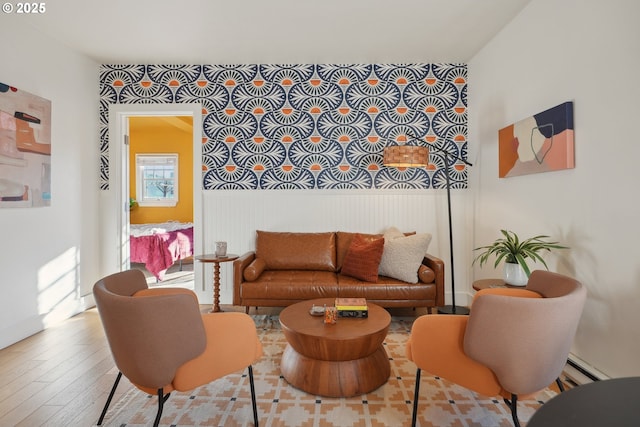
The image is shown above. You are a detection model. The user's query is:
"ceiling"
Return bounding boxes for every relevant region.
[21,0,532,64]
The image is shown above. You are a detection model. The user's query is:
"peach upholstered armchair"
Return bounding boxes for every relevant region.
[93,270,263,427]
[406,270,587,427]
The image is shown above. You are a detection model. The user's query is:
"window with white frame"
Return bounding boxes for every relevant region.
[135,154,178,207]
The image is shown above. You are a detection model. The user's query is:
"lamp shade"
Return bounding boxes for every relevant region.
[383,145,429,167]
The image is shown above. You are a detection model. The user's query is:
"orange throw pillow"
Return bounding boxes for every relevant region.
[340,234,385,282]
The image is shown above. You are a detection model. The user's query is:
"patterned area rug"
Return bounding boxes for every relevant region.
[102,315,556,427]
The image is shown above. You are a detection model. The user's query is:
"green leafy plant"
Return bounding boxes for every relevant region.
[472,230,569,277]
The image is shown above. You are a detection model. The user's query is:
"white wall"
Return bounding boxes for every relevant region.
[469,0,640,377]
[0,19,101,348]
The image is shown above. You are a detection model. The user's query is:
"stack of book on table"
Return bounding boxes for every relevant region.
[335,298,368,318]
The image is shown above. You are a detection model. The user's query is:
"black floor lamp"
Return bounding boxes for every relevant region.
[383,135,473,315]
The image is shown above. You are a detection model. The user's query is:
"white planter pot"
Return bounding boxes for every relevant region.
[503,263,528,286]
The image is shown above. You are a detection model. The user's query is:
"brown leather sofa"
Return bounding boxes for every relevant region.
[233,230,445,313]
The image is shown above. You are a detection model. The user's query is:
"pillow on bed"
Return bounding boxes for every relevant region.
[341,234,385,282]
[378,227,432,283]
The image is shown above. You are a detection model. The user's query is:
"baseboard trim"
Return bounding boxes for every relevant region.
[0,315,44,350]
[0,295,96,351]
[564,353,609,385]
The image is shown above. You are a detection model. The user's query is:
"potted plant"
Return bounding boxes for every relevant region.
[472,229,569,286]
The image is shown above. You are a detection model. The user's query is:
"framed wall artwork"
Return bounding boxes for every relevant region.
[498,101,574,178]
[0,82,51,207]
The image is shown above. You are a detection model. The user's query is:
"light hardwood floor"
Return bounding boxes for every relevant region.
[0,304,430,426]
[0,307,137,426]
[0,258,192,426]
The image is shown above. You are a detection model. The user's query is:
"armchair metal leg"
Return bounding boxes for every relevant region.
[153,388,171,427]
[97,371,122,425]
[555,377,565,392]
[503,394,521,427]
[411,368,422,427]
[248,365,259,427]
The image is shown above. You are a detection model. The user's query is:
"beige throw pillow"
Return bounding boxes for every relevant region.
[378,227,432,283]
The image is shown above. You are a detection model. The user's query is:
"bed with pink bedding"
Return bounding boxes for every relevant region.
[130,221,194,280]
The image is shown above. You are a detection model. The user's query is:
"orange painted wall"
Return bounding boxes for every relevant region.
[129,116,193,224]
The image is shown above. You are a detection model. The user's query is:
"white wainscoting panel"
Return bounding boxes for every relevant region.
[198,189,472,307]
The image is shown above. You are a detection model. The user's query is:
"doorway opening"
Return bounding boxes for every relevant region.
[128,116,194,289]
[107,103,206,302]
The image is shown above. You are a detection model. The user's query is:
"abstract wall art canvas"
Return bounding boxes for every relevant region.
[498,101,574,178]
[0,82,51,207]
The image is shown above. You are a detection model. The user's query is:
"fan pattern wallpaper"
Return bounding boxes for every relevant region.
[99,64,468,190]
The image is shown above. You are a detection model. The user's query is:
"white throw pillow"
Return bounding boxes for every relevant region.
[383,226,405,241]
[378,229,432,283]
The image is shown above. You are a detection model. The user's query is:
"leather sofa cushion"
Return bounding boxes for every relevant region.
[256,230,336,271]
[240,270,339,300]
[337,274,436,301]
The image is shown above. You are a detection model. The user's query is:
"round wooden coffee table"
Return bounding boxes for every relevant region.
[279,298,391,397]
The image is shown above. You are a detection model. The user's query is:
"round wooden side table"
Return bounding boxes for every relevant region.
[195,253,238,313]
[472,278,522,291]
